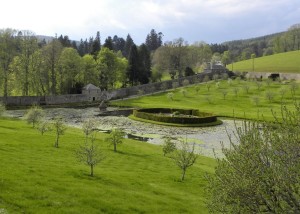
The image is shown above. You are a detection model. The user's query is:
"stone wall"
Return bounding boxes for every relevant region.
[0,70,230,106]
[245,72,300,80]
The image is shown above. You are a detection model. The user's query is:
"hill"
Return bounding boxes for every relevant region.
[227,50,300,73]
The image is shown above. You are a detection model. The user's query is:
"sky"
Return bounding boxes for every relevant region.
[1,0,299,44]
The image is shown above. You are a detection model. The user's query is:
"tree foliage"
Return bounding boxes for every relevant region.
[106,128,124,152]
[207,102,300,213]
[25,105,44,128]
[171,138,197,181]
[52,116,66,148]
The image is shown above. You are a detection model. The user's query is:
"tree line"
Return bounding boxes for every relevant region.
[223,23,300,63]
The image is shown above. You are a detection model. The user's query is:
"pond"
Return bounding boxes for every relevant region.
[4,107,242,158]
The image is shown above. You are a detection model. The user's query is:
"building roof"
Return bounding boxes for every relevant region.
[83,83,100,90]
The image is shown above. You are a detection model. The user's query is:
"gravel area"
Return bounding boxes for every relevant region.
[4,107,242,158]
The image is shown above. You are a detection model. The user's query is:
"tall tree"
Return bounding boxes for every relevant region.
[103,36,113,50]
[145,29,163,51]
[91,31,101,57]
[97,47,120,90]
[12,31,38,95]
[41,39,63,95]
[138,44,151,84]
[57,47,82,94]
[0,29,17,98]
[112,35,125,53]
[77,54,98,86]
[123,34,134,58]
[126,44,139,86]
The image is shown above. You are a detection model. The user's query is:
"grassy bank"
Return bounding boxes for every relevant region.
[227,50,300,73]
[112,79,300,121]
[0,118,215,213]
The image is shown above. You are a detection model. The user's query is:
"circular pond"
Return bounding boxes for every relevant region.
[132,108,222,127]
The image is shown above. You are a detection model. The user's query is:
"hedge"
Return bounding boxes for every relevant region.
[133,108,217,124]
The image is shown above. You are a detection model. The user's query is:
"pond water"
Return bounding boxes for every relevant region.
[4,107,242,158]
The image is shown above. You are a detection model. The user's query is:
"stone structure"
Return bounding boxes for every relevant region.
[244,72,300,81]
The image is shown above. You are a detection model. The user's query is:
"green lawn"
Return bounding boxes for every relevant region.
[0,118,215,213]
[227,50,300,73]
[112,79,300,121]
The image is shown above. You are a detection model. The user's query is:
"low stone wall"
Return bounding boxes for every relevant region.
[244,72,300,80]
[0,70,231,106]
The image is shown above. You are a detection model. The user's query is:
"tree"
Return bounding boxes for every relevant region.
[221,90,228,100]
[57,47,82,94]
[41,39,63,95]
[91,31,101,57]
[106,128,124,152]
[167,92,174,101]
[103,36,113,50]
[112,35,125,52]
[171,138,197,181]
[162,137,176,156]
[207,102,300,213]
[97,47,120,90]
[12,31,38,95]
[37,120,51,135]
[78,54,98,86]
[52,116,66,148]
[25,105,44,128]
[126,44,139,86]
[138,44,151,84]
[0,29,18,98]
[82,119,98,142]
[76,134,105,177]
[221,50,231,67]
[145,29,163,51]
[123,34,134,58]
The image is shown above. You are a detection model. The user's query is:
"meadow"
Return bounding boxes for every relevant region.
[112,78,300,121]
[227,50,300,73]
[0,118,215,213]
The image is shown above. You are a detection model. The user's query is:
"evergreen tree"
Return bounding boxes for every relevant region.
[112,35,125,52]
[78,39,85,56]
[145,29,163,51]
[103,36,113,50]
[138,44,151,84]
[123,34,134,58]
[91,31,101,57]
[126,44,139,86]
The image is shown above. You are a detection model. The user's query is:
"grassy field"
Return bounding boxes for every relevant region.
[0,118,215,213]
[112,79,300,121]
[227,50,300,73]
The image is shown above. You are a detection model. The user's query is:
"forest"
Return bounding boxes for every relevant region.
[0,24,299,97]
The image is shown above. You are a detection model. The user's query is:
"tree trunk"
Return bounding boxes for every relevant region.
[55,135,59,148]
[90,165,94,177]
[114,143,117,152]
[181,169,186,181]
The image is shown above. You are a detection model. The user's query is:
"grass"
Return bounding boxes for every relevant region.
[227,50,300,73]
[111,79,300,121]
[0,117,215,213]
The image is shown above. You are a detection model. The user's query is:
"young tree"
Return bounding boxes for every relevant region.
[52,116,66,148]
[82,119,98,142]
[233,87,239,97]
[195,85,200,94]
[25,105,44,128]
[207,102,300,213]
[221,90,228,100]
[290,81,298,96]
[162,137,176,156]
[171,138,197,181]
[180,88,187,97]
[242,84,250,94]
[75,134,105,177]
[252,96,260,106]
[265,91,275,103]
[106,128,124,152]
[37,120,51,135]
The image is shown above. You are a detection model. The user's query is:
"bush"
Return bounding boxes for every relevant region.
[133,108,217,124]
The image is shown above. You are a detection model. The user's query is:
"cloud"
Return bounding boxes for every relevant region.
[0,0,299,43]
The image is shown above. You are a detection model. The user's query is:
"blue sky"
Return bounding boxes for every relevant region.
[1,0,299,44]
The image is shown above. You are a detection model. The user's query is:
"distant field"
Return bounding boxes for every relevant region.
[0,118,215,213]
[112,79,300,121]
[227,50,300,73]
